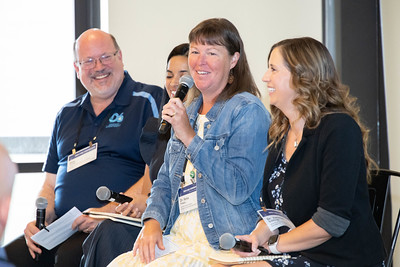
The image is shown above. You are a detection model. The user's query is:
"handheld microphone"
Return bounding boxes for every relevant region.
[219,233,269,254]
[35,197,48,261]
[158,75,194,134]
[96,186,133,204]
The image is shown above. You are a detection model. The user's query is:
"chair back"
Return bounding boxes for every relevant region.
[386,208,400,267]
[369,169,392,231]
[368,169,400,267]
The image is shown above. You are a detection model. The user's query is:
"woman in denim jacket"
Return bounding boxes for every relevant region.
[108,18,271,267]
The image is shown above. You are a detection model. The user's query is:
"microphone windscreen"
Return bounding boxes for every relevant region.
[219,233,236,250]
[96,186,111,201]
[35,197,48,209]
[179,75,194,89]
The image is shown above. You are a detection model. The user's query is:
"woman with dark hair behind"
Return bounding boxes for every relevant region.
[216,37,385,267]
[80,43,197,267]
[139,43,199,186]
[109,18,271,267]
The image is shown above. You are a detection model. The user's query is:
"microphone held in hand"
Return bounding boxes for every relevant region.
[35,197,48,261]
[219,232,270,254]
[158,75,194,134]
[96,186,133,204]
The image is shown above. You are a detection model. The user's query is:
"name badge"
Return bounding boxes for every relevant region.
[67,143,98,172]
[178,183,198,213]
[257,209,296,232]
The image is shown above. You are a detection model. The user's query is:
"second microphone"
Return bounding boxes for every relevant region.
[219,232,270,254]
[96,186,133,204]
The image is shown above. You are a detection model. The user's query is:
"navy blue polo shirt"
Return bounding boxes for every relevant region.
[43,71,163,217]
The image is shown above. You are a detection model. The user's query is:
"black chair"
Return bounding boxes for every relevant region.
[368,169,400,266]
[386,208,400,267]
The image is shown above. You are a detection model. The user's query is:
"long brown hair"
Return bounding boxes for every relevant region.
[188,18,259,100]
[267,37,376,180]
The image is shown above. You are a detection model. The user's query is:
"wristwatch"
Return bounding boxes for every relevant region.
[267,234,281,254]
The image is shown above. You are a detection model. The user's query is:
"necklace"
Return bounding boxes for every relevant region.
[289,116,303,148]
[289,124,301,148]
[292,130,300,148]
[294,138,299,148]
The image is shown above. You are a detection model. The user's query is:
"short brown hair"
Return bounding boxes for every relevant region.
[189,18,259,100]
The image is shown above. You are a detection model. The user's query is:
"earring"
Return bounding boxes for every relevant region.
[228,69,234,84]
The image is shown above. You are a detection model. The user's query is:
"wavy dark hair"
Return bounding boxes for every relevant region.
[166,43,200,105]
[267,37,376,180]
[167,43,189,63]
[188,18,259,100]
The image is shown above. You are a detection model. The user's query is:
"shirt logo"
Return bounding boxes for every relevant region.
[107,112,124,128]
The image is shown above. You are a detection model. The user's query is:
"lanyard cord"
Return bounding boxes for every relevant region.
[180,114,201,187]
[181,158,189,187]
[72,109,114,154]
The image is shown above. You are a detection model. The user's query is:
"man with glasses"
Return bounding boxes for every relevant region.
[4,29,163,267]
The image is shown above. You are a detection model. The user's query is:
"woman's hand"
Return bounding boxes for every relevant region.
[132,218,164,264]
[231,234,263,257]
[212,263,270,267]
[161,98,195,147]
[233,220,277,257]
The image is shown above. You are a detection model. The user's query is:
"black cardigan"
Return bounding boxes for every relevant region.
[262,113,385,266]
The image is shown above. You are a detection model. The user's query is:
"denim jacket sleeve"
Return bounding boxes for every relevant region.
[141,137,180,229]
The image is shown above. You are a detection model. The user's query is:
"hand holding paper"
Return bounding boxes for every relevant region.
[31,207,82,250]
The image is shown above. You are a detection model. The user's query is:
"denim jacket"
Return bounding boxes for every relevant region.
[143,92,271,248]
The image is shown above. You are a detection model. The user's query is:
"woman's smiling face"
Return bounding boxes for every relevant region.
[262,47,297,112]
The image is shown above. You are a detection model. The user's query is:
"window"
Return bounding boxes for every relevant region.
[0,0,75,245]
[0,1,75,159]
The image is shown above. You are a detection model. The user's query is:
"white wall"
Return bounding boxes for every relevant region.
[105,0,322,107]
[381,0,400,264]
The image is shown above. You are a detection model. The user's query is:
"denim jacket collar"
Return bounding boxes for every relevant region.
[187,94,227,125]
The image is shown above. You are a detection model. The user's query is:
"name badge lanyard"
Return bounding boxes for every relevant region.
[180,117,200,187]
[180,158,197,187]
[180,159,189,188]
[178,156,198,214]
[72,109,113,155]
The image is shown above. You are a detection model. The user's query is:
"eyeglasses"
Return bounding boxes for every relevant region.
[78,50,119,69]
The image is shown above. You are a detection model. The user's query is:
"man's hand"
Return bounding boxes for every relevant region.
[23,221,42,259]
[115,193,148,218]
[71,213,102,233]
